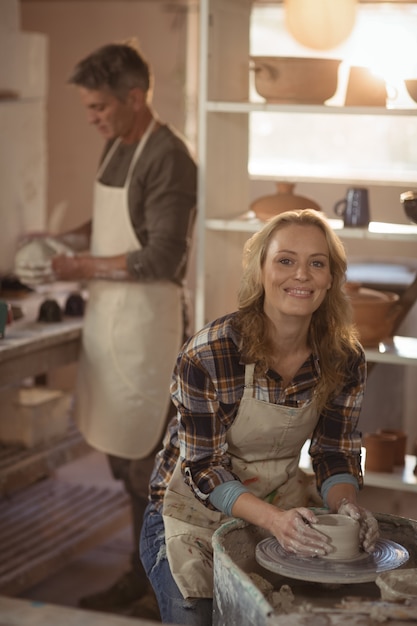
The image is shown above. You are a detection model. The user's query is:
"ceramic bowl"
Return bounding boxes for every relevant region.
[64,292,85,317]
[344,283,402,347]
[400,190,417,224]
[405,79,417,104]
[376,569,417,602]
[38,298,62,323]
[313,514,360,560]
[251,56,341,104]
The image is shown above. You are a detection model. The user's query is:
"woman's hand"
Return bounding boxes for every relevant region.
[269,507,331,557]
[337,499,379,553]
[232,493,330,557]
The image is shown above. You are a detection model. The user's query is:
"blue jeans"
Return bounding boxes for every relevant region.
[140,501,213,625]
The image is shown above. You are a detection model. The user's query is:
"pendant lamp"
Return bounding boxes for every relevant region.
[284,0,358,51]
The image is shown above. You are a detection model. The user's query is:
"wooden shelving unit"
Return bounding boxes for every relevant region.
[196,0,417,500]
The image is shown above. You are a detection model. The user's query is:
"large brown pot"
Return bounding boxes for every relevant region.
[344,283,402,347]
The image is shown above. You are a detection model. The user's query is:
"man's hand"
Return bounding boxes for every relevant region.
[52,253,130,281]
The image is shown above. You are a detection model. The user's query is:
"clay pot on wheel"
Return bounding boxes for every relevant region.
[344,282,402,347]
[251,182,321,222]
[312,514,360,560]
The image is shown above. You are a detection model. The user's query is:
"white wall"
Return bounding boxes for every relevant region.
[20,0,196,233]
[0,0,48,275]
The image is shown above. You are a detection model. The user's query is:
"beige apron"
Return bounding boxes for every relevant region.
[162,363,319,598]
[74,120,182,459]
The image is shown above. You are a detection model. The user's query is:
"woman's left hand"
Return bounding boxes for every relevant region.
[337,499,379,553]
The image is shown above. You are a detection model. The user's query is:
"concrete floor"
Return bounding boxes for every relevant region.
[16,451,147,614]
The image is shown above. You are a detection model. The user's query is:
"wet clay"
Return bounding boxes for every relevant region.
[312,513,360,560]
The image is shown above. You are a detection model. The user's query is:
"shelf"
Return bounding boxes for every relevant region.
[205,101,417,116]
[0,477,130,596]
[206,214,417,241]
[365,336,417,365]
[0,421,91,497]
[299,440,417,494]
[205,217,417,366]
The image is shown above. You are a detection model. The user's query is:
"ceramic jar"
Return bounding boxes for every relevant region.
[378,429,407,466]
[250,182,321,222]
[363,432,398,473]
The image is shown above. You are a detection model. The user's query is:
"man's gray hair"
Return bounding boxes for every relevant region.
[69,43,152,100]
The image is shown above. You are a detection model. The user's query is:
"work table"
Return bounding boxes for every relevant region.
[0,284,83,389]
[0,284,130,597]
[0,317,82,389]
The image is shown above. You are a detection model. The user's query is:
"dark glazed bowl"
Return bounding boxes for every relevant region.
[38,298,62,323]
[400,190,417,224]
[64,292,85,317]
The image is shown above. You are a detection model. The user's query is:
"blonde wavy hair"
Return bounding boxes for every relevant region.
[234,209,361,408]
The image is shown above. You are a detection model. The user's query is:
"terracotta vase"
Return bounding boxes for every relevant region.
[251,182,321,222]
[363,432,397,473]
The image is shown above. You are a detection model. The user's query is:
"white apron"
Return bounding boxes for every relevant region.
[74,120,182,459]
[162,363,319,599]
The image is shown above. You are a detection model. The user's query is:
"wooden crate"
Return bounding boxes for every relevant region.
[0,387,71,448]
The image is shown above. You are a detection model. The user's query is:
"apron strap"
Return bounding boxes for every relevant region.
[96,138,122,180]
[125,118,157,187]
[242,363,256,399]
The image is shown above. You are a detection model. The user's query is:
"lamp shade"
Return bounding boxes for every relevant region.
[284,0,358,51]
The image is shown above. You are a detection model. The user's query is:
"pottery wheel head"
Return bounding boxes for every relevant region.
[255,536,409,584]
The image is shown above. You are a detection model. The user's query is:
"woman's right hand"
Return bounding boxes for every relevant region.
[269,507,331,557]
[232,493,330,557]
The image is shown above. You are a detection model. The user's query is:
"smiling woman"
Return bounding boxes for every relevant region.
[140,208,380,626]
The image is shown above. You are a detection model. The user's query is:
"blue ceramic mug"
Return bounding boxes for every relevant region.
[334,187,370,227]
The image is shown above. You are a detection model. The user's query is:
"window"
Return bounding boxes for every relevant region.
[249,3,417,184]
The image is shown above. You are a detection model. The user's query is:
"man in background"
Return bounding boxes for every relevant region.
[50,42,196,618]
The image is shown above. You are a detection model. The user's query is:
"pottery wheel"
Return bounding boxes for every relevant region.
[255,537,409,584]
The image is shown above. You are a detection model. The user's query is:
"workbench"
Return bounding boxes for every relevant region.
[0,285,86,494]
[0,286,130,596]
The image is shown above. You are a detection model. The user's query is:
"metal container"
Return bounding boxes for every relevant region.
[212,514,417,626]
